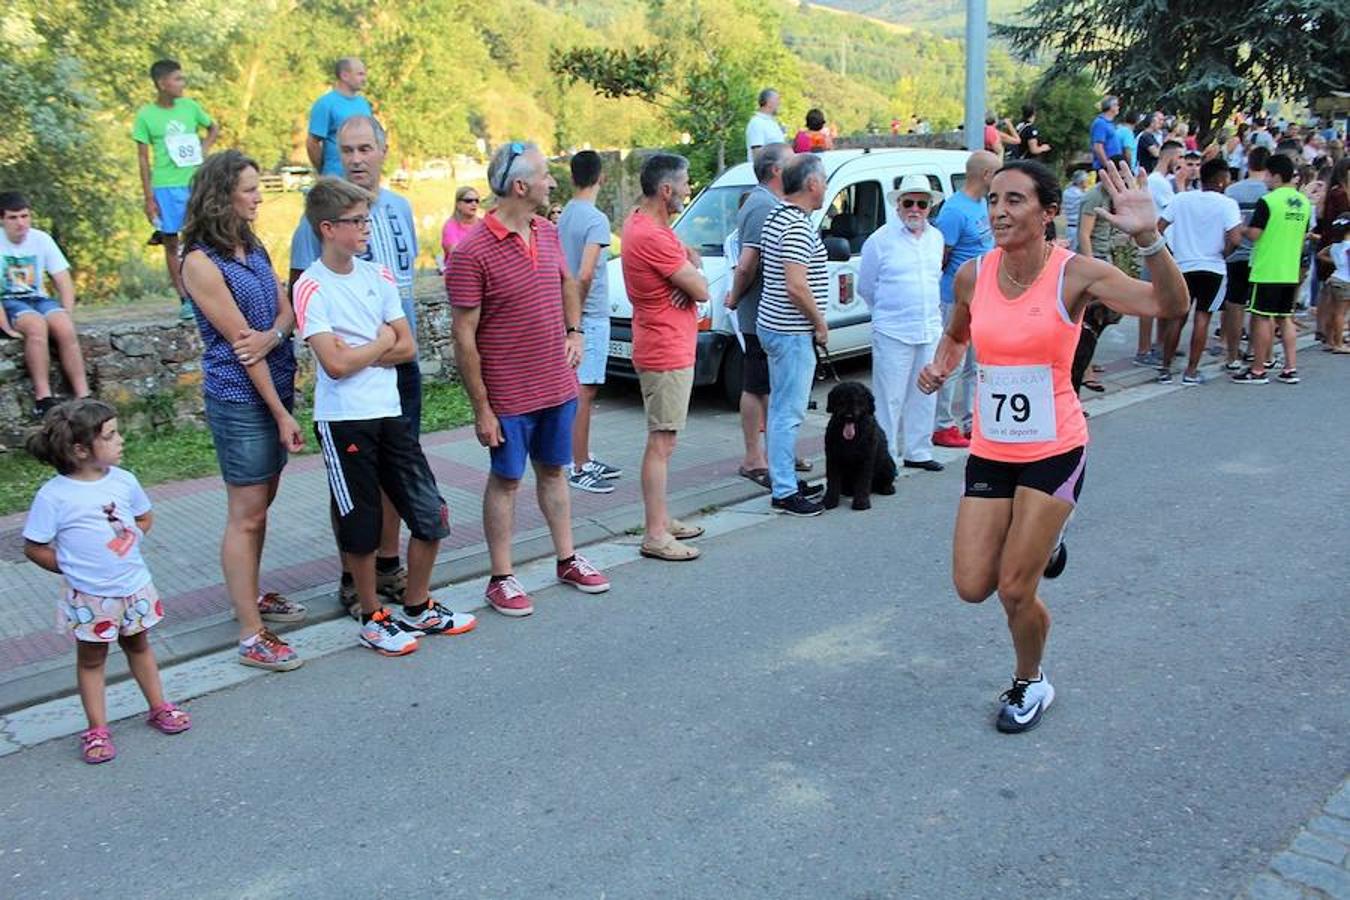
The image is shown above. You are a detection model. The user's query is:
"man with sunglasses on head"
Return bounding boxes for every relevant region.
[448,141,610,616]
[289,115,423,617]
[932,150,1000,449]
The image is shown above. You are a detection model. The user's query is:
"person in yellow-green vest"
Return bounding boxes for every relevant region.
[1231,153,1316,385]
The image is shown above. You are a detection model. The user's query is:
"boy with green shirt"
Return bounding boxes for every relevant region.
[132,59,218,321]
[1232,154,1313,385]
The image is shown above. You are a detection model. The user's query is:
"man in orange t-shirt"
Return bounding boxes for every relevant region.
[620,153,709,561]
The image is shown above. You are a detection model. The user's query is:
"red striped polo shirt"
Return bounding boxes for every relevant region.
[445,211,578,416]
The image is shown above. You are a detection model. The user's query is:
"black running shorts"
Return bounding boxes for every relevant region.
[1183,270,1224,314]
[315,416,450,554]
[1224,259,1251,306]
[964,446,1086,506]
[1248,282,1297,318]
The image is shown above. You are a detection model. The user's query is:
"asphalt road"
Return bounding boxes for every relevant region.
[2,353,1347,899]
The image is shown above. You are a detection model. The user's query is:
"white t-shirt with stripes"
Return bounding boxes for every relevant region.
[756,202,827,334]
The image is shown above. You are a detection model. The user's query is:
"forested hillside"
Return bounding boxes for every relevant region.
[805,0,1028,37]
[2,0,1028,295]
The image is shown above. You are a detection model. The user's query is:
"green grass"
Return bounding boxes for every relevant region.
[0,380,474,517]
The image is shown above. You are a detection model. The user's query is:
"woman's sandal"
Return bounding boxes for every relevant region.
[1081,379,1106,393]
[146,702,192,735]
[80,726,116,764]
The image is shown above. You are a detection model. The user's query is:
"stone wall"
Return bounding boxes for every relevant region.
[0,287,456,446]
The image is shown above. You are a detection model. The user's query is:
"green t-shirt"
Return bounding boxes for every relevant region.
[131,98,214,188]
[1248,186,1311,284]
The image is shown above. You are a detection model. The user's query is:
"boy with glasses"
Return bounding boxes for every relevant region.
[294,177,475,655]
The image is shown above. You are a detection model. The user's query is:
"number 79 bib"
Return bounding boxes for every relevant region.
[977,364,1056,443]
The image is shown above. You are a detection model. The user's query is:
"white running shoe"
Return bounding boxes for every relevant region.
[996,672,1055,733]
[358,608,419,656]
[394,601,477,636]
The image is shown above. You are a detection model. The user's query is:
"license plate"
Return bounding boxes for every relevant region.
[608,340,632,360]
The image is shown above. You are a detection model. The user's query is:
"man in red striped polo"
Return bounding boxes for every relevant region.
[447,141,611,616]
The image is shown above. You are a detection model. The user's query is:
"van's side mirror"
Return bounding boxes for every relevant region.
[823,236,851,261]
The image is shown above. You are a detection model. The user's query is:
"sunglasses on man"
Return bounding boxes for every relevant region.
[900,198,930,210]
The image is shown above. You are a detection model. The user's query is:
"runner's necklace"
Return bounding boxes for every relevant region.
[1000,243,1052,291]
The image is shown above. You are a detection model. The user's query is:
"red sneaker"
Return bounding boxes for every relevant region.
[557,554,611,594]
[932,426,970,448]
[486,575,534,617]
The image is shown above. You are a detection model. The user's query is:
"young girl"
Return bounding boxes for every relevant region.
[23,399,190,764]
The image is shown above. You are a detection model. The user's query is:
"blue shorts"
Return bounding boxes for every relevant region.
[153,186,191,235]
[577,315,610,386]
[3,295,64,322]
[489,398,578,481]
[204,394,293,486]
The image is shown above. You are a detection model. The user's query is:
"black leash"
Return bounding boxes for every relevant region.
[807,341,840,411]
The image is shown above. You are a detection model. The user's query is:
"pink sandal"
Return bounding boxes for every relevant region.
[80,727,116,764]
[146,702,191,735]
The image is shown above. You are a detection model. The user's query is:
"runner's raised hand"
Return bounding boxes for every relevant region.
[1096,160,1158,239]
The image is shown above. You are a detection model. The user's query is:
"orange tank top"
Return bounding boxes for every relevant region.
[967,245,1088,463]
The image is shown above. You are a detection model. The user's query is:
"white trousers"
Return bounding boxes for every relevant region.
[871,332,937,463]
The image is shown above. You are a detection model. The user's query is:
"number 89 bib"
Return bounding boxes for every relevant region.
[977,364,1056,443]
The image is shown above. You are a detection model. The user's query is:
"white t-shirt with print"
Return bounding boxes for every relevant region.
[2,228,69,299]
[293,257,406,422]
[1161,190,1242,275]
[22,467,153,596]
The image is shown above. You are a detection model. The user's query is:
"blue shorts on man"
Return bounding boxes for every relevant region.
[489,398,579,480]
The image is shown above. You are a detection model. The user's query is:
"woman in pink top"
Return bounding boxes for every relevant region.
[918,159,1189,733]
[441,185,481,260]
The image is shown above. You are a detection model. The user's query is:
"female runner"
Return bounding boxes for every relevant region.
[918,159,1189,732]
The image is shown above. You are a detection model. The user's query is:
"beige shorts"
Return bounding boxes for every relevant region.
[637,367,694,432]
[1326,279,1349,303]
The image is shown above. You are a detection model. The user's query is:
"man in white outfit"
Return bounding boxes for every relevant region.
[858,174,945,471]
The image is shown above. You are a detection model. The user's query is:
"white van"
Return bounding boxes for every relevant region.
[604,148,971,404]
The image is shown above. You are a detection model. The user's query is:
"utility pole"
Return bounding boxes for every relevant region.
[964,0,987,152]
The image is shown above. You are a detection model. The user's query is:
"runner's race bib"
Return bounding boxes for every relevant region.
[165,132,203,168]
[977,364,1056,443]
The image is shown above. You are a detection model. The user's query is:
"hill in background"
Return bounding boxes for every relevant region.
[804,0,1028,37]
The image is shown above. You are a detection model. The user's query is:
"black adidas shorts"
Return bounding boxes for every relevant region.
[315,416,449,554]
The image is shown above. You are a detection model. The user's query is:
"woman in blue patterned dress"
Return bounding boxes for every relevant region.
[181,150,306,672]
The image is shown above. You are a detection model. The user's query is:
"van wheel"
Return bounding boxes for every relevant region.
[719,341,744,409]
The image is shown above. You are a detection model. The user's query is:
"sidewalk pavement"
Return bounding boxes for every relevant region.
[0,333,1308,713]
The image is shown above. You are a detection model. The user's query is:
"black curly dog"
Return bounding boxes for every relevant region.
[823,382,897,510]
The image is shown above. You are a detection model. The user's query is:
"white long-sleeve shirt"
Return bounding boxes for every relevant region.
[858,221,944,343]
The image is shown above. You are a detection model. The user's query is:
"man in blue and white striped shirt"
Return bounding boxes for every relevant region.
[757,154,829,517]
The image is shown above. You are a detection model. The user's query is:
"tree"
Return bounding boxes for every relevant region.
[552,0,797,176]
[997,0,1350,143]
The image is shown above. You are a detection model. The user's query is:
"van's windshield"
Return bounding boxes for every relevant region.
[672,185,754,256]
